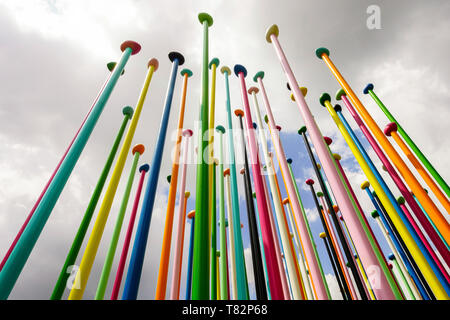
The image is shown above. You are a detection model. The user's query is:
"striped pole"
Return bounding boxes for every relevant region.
[51,106,134,300]
[122,52,184,300]
[363,84,450,198]
[110,163,149,300]
[2,61,124,274]
[192,12,213,300]
[185,210,195,300]
[95,144,145,299]
[224,168,237,299]
[156,68,193,299]
[170,129,193,300]
[0,41,141,299]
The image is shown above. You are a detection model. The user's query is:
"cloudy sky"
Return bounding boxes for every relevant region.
[0,0,449,300]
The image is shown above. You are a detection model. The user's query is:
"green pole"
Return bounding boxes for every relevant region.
[210,161,217,300]
[364,84,450,197]
[51,106,133,300]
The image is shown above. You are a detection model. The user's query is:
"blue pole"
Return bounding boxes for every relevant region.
[122,52,184,299]
[186,216,195,300]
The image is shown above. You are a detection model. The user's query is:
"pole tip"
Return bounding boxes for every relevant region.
[335,88,346,101]
[252,192,256,198]
[220,66,231,75]
[168,51,185,65]
[234,109,244,117]
[167,175,171,183]
[122,106,134,118]
[397,196,406,205]
[147,58,159,71]
[361,181,370,190]
[323,136,333,146]
[240,168,245,175]
[363,83,374,95]
[263,114,269,124]
[139,164,150,173]
[185,191,191,198]
[132,144,145,155]
[339,215,343,221]
[187,210,195,219]
[319,93,331,107]
[371,210,379,218]
[334,104,342,112]
[216,125,225,134]
[248,86,259,95]
[383,122,398,137]
[233,64,247,78]
[253,122,257,129]
[216,251,220,257]
[209,57,220,69]
[305,178,314,185]
[319,232,326,239]
[388,253,395,261]
[282,198,289,205]
[333,153,341,161]
[253,71,265,83]
[290,87,307,101]
[224,168,230,177]
[107,62,125,75]
[276,125,282,131]
[333,205,340,213]
[180,68,193,77]
[298,126,307,135]
[317,191,323,197]
[287,158,292,164]
[198,12,213,26]
[182,129,193,137]
[317,163,321,170]
[265,24,279,43]
[120,40,141,55]
[382,164,388,172]
[287,82,291,91]
[315,47,330,59]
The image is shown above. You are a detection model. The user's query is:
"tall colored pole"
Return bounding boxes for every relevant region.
[170,130,193,300]
[364,84,450,198]
[156,68,193,299]
[122,52,184,300]
[384,122,450,215]
[192,12,213,300]
[216,126,228,300]
[317,48,449,263]
[319,232,346,300]
[95,144,145,299]
[110,163,149,300]
[51,106,134,300]
[185,210,195,300]
[388,254,415,300]
[0,41,141,299]
[67,55,157,300]
[1,61,123,274]
[210,159,218,300]
[224,169,237,300]
[248,86,303,299]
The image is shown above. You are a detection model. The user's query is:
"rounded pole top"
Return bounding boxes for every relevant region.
[264,115,269,124]
[188,210,195,219]
[248,86,259,95]
[240,168,245,175]
[305,178,314,186]
[180,68,193,77]
[167,175,171,184]
[333,205,339,213]
[388,263,393,269]
[213,158,219,166]
[216,251,220,257]
[287,82,291,91]
[315,47,330,59]
[120,40,141,55]
[290,86,307,101]
[287,158,292,164]
[185,191,191,199]
[282,198,289,205]
[241,223,244,229]
[319,232,326,239]
[168,51,185,65]
[132,144,145,155]
[323,136,333,146]
[371,210,379,218]
[253,122,257,129]
[139,164,150,173]
[265,24,279,43]
[182,129,193,137]
[234,64,247,77]
[209,57,220,69]
[339,216,344,221]
[361,181,370,190]
[397,196,406,205]
[234,109,244,117]
[224,168,230,177]
[215,125,225,134]
[319,93,331,107]
[317,163,321,170]
[335,88,346,101]
[107,62,125,75]
[252,192,256,198]
[317,191,324,197]
[388,253,395,261]
[298,126,307,135]
[147,58,159,71]
[198,12,213,26]
[253,71,265,82]
[382,164,388,172]
[122,106,134,117]
[333,153,341,161]
[384,122,398,136]
[220,66,231,75]
[363,83,374,95]
[276,125,281,132]
[334,104,342,112]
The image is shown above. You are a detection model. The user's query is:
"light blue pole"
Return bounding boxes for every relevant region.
[186,216,195,300]
[0,43,135,299]
[122,52,183,299]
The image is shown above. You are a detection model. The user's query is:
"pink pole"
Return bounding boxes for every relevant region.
[256,74,327,299]
[169,129,193,299]
[233,64,284,300]
[265,25,396,299]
